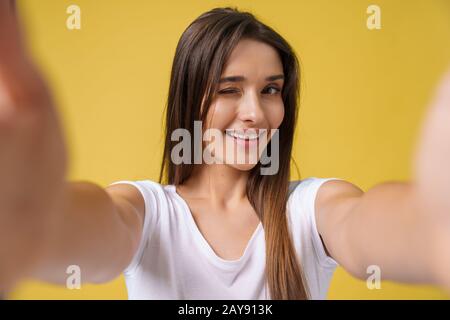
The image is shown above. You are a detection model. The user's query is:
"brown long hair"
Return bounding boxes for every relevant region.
[159,7,308,299]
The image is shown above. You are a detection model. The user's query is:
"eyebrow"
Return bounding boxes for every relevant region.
[219,74,284,83]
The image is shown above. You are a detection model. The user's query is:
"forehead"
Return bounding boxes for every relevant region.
[221,38,283,78]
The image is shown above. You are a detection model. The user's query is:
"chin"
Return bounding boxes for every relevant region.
[225,162,259,171]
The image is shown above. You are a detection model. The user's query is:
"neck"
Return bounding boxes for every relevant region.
[180,164,250,208]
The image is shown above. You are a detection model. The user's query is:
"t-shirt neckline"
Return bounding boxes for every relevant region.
[166,184,263,270]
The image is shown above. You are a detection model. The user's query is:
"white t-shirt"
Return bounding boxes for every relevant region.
[109,177,340,300]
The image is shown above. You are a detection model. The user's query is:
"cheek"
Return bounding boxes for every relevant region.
[266,102,285,129]
[204,101,236,131]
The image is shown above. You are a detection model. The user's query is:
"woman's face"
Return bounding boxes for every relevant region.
[203,38,285,171]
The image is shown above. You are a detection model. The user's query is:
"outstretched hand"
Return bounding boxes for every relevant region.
[0,0,68,290]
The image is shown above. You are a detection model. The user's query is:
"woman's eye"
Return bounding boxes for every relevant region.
[218,86,281,95]
[218,88,239,95]
[264,86,281,95]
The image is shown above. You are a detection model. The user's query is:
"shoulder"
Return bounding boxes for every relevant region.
[289,177,361,201]
[288,177,364,235]
[314,178,364,218]
[107,179,167,195]
[315,178,363,201]
[313,178,364,245]
[106,179,170,220]
[288,177,364,265]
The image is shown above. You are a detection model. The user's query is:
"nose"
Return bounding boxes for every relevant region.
[238,90,265,125]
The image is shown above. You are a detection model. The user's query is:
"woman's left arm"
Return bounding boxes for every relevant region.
[316,69,450,289]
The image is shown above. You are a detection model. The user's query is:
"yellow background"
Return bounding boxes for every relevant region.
[9,0,450,299]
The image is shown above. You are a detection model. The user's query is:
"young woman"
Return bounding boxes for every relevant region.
[0,3,449,299]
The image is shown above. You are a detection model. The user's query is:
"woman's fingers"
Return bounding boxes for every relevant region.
[0,0,47,122]
[0,0,19,120]
[0,0,26,68]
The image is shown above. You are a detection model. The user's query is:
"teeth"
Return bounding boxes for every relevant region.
[226,130,263,140]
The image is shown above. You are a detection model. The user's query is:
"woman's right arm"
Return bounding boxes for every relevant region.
[31,181,145,285]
